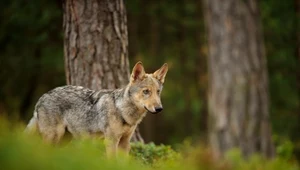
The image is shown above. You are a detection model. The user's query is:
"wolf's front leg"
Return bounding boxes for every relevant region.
[118,134,132,155]
[105,132,120,158]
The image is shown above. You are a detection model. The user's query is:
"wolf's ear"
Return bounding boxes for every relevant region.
[131,61,146,82]
[153,63,168,83]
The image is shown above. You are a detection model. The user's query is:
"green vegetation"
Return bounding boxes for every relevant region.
[1,0,298,147]
[0,0,299,168]
[0,120,299,170]
[130,142,180,166]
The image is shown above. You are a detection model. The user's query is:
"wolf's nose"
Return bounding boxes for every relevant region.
[155,107,163,113]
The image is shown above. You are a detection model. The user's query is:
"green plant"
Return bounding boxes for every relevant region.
[130,142,180,166]
[273,135,295,160]
[0,119,300,170]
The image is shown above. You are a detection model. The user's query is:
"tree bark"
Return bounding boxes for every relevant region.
[63,0,143,142]
[204,0,275,158]
[63,0,129,89]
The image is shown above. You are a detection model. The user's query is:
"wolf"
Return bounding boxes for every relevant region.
[26,61,168,156]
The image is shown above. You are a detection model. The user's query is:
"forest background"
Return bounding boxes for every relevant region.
[0,0,299,159]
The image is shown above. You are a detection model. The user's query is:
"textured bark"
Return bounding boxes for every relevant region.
[204,0,275,158]
[63,0,143,142]
[63,0,129,89]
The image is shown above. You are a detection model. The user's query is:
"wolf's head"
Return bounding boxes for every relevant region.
[128,62,168,114]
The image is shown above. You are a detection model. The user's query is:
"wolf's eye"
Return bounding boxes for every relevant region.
[157,90,160,94]
[143,89,150,95]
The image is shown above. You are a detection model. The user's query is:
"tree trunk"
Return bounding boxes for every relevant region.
[204,0,275,158]
[63,0,143,142]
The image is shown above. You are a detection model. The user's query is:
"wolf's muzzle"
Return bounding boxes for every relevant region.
[154,107,163,113]
[144,106,163,114]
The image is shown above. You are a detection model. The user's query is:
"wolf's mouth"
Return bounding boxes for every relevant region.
[144,106,157,114]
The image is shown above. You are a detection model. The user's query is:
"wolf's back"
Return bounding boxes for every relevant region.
[34,86,97,114]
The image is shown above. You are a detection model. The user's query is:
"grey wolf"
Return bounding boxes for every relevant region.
[26,61,168,156]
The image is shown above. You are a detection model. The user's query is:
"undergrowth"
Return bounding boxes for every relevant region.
[0,119,299,170]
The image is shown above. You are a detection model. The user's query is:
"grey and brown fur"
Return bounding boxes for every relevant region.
[26,62,168,156]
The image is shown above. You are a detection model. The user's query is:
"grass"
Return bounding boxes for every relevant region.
[0,119,299,170]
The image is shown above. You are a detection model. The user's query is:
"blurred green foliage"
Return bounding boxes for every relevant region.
[0,121,145,170]
[126,0,207,144]
[224,149,299,170]
[260,0,299,157]
[261,0,299,138]
[1,119,299,170]
[0,0,299,161]
[0,0,64,121]
[130,142,181,166]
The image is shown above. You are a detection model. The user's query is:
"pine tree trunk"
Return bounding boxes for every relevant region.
[63,0,129,89]
[204,0,275,158]
[63,0,143,142]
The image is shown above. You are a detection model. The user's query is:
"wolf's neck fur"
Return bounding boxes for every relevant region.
[113,85,146,126]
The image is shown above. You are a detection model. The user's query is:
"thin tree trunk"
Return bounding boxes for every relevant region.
[204,0,275,158]
[63,0,143,142]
